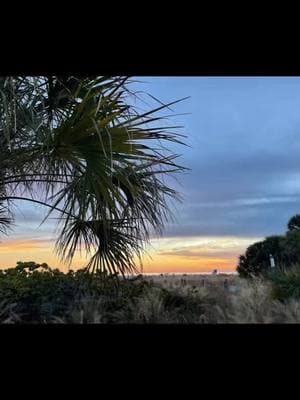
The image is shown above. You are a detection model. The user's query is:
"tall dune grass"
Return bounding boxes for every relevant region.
[2,267,300,323]
[47,276,300,324]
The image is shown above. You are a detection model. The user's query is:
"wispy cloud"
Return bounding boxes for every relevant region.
[192,196,300,208]
[159,249,239,259]
[146,235,262,271]
[0,238,55,253]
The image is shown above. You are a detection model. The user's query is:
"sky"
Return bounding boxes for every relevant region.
[2,77,300,273]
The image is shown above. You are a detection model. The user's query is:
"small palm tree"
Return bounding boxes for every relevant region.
[0,76,187,275]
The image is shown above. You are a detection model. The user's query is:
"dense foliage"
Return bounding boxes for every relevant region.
[268,264,300,301]
[0,262,154,323]
[0,262,211,323]
[2,263,300,323]
[237,215,300,277]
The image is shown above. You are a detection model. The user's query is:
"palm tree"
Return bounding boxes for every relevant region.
[0,76,187,275]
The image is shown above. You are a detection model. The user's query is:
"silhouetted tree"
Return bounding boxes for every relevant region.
[280,230,300,266]
[237,235,284,278]
[287,214,300,232]
[237,214,300,278]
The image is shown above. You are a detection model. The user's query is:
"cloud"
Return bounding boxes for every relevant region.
[0,238,55,254]
[130,77,300,241]
[192,196,300,208]
[154,235,261,262]
[159,249,239,259]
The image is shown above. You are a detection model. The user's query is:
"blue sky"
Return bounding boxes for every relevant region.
[3,77,300,272]
[128,77,300,238]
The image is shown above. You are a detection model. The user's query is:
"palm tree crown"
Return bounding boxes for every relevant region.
[0,76,187,275]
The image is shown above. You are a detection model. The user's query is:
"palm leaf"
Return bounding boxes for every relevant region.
[0,76,188,274]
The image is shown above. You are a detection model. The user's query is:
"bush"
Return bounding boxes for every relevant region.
[267,264,300,301]
[4,263,300,323]
[0,266,83,322]
[0,263,158,323]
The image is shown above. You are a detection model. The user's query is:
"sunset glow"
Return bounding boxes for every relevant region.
[0,236,262,273]
[1,77,300,274]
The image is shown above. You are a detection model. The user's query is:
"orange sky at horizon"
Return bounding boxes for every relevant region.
[0,235,262,273]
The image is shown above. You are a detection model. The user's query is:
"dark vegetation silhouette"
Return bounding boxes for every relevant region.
[237,215,300,278]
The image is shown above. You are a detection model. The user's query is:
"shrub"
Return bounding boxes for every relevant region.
[0,263,158,323]
[3,264,300,324]
[267,264,300,301]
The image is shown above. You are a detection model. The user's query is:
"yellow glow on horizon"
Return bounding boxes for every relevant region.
[0,239,88,272]
[140,235,262,273]
[0,235,262,273]
[141,253,236,273]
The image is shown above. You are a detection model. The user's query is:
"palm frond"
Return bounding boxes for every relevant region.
[55,218,143,276]
[0,199,13,235]
[0,76,188,274]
